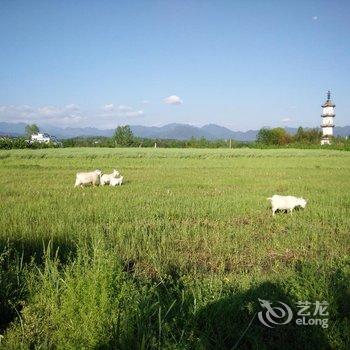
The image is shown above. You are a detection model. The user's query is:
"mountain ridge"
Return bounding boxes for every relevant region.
[1,122,349,142]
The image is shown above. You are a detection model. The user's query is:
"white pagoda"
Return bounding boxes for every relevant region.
[320,91,335,145]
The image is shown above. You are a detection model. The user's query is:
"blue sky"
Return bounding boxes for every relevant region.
[0,0,349,130]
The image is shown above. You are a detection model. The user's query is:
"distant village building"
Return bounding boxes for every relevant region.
[30,132,59,144]
[320,91,335,145]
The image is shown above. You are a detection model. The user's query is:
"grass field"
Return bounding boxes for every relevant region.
[0,147,349,349]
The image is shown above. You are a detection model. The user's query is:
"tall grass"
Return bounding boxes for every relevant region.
[0,148,349,349]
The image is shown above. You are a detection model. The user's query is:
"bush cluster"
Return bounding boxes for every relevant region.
[0,137,60,150]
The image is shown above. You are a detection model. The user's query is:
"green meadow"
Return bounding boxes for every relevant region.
[0,148,349,349]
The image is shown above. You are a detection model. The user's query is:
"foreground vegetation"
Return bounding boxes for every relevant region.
[0,148,349,349]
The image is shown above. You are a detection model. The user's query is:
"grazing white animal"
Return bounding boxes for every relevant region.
[267,195,307,216]
[100,169,120,186]
[74,169,102,187]
[110,176,123,187]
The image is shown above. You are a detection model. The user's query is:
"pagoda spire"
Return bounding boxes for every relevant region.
[327,90,331,101]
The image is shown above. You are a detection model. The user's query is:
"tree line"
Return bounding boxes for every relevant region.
[1,124,349,150]
[62,126,239,148]
[61,125,349,150]
[256,127,323,145]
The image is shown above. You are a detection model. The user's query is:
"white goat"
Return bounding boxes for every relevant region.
[100,169,120,186]
[110,176,123,187]
[74,169,102,187]
[267,195,307,216]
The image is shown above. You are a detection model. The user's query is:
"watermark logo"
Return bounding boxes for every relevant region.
[295,301,329,328]
[258,299,293,328]
[258,299,329,329]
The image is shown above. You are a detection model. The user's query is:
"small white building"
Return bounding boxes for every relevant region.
[320,91,335,145]
[31,133,59,144]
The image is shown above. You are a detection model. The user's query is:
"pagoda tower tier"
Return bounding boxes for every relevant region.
[320,91,335,145]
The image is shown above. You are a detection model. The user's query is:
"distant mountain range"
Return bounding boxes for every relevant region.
[1,122,350,141]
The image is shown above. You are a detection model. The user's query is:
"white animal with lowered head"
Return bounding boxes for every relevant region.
[267,195,307,216]
[110,176,123,187]
[74,169,102,187]
[100,169,120,186]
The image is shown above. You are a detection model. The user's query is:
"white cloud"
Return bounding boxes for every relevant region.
[37,105,83,121]
[118,105,133,111]
[38,106,61,117]
[141,100,149,105]
[0,102,144,128]
[65,103,80,111]
[101,103,144,118]
[0,104,85,126]
[163,95,183,105]
[102,103,115,112]
[0,105,35,122]
[312,16,318,20]
[124,110,144,117]
[282,117,292,122]
[0,105,35,119]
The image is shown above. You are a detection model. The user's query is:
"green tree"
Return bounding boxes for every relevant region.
[295,127,304,142]
[256,128,272,144]
[256,127,291,145]
[293,127,321,144]
[113,125,134,147]
[25,124,40,137]
[303,128,322,143]
[270,127,291,145]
